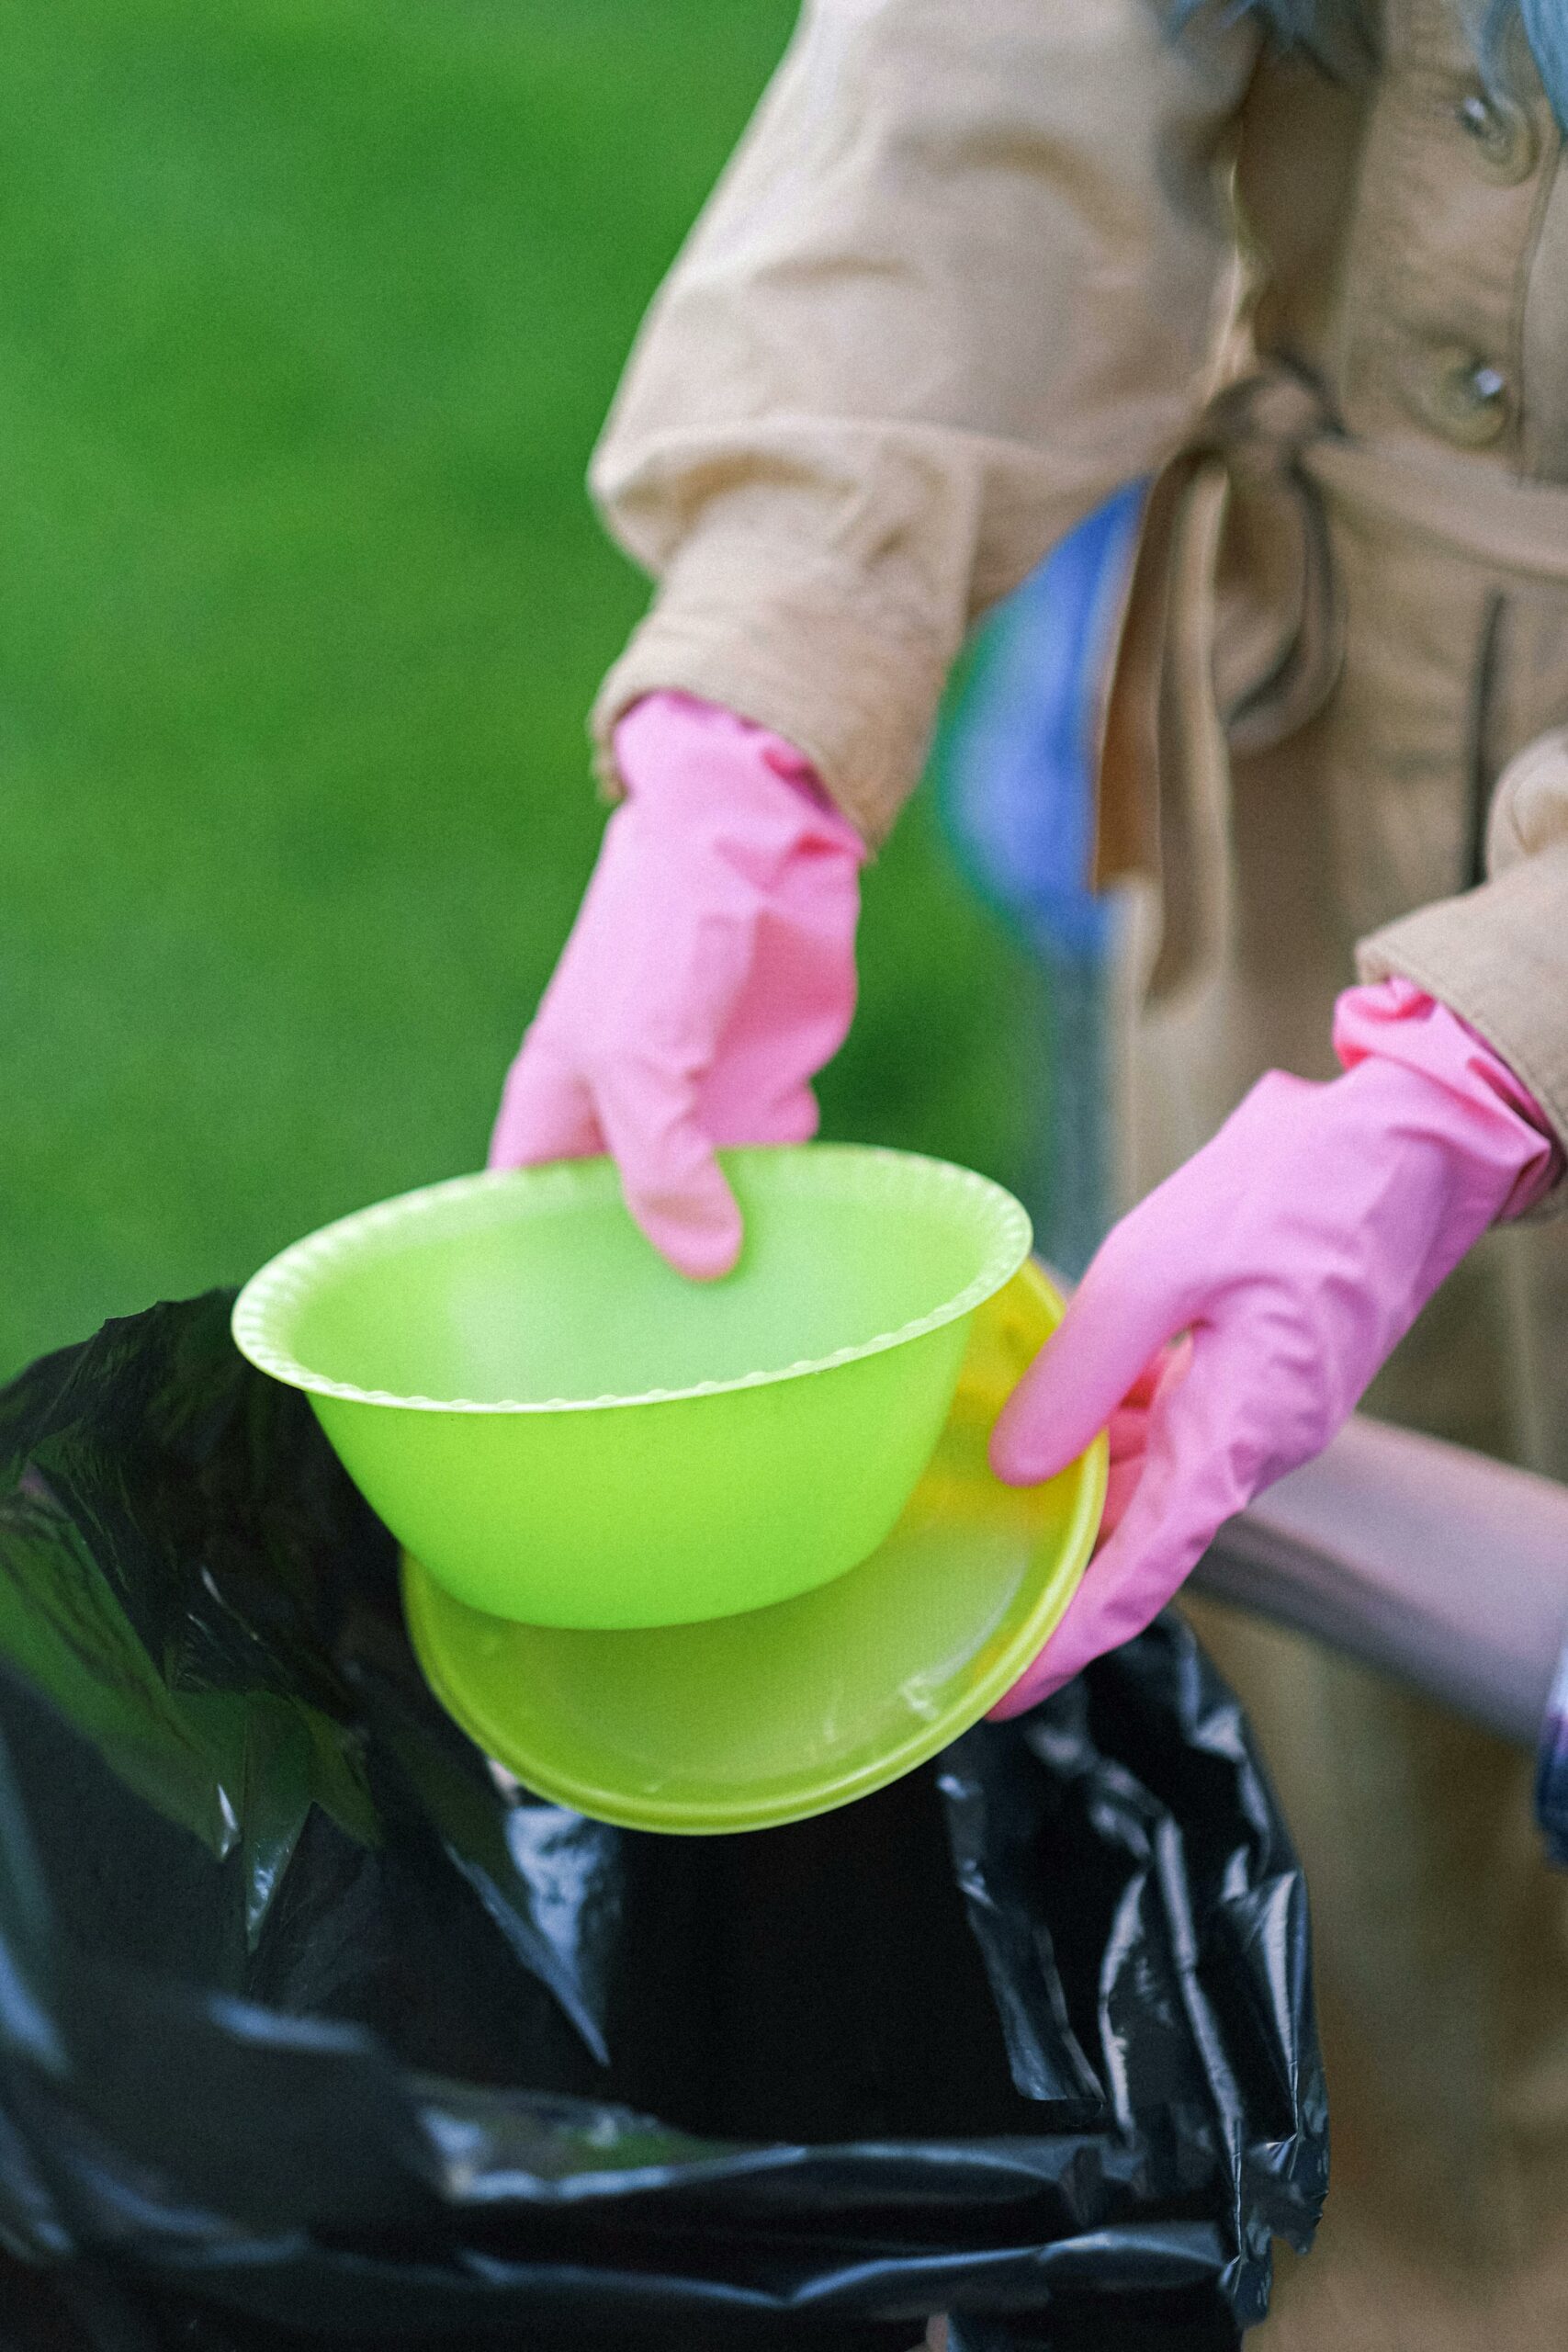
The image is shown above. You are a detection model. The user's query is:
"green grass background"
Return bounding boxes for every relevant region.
[0,0,1037,1382]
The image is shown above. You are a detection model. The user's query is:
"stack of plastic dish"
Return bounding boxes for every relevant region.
[233,1144,1105,1832]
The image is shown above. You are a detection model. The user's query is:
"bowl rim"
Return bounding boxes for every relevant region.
[230,1144,1033,1416]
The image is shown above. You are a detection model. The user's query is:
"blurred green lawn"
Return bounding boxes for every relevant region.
[0,0,1038,1382]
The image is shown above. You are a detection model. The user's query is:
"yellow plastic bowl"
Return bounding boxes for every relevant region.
[231,1144,1032,1629]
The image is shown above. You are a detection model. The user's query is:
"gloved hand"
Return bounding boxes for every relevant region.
[490,691,863,1279]
[989,980,1562,1716]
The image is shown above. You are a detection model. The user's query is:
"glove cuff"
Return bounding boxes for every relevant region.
[1332,978,1562,1224]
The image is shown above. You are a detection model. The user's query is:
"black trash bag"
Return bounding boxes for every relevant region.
[0,1296,1326,2351]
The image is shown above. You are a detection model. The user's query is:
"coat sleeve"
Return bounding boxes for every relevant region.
[588,0,1258,842]
[1357,728,1568,1165]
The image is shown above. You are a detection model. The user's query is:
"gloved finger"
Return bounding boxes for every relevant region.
[592,1052,744,1282]
[989,1337,1231,1716]
[489,1036,604,1169]
[1102,1334,1183,1460]
[988,1256,1188,1487]
[1107,1405,1151,1460]
[1121,1348,1173,1412]
[1098,1336,1194,1543]
[698,868,862,1135]
[1099,1455,1145,1544]
[699,1071,821,1149]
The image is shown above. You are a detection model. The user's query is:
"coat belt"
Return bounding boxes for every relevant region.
[1093,368,1568,999]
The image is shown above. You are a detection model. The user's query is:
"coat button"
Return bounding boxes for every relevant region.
[1456,87,1539,184]
[1406,345,1512,446]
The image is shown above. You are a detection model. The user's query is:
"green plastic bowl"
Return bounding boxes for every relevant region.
[231,1144,1032,1629]
[401,1261,1105,1834]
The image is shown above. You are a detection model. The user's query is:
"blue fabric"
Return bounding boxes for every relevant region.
[1536,1637,1568,1867]
[937,486,1144,1274]
[1162,0,1568,130]
[941,482,1144,965]
[1518,0,1568,126]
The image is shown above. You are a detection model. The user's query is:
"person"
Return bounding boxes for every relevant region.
[489,4,1568,2343]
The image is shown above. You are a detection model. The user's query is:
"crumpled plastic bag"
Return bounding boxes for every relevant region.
[0,1295,1325,2350]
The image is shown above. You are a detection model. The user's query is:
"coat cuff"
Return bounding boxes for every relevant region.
[589,537,954,847]
[1355,840,1568,1176]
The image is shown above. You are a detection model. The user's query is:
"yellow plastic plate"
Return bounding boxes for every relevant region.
[402,1261,1104,1835]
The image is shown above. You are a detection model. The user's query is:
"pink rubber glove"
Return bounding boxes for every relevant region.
[989,980,1562,1716]
[490,692,863,1279]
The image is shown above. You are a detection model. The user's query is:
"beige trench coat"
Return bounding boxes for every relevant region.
[586,3,1568,2342]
